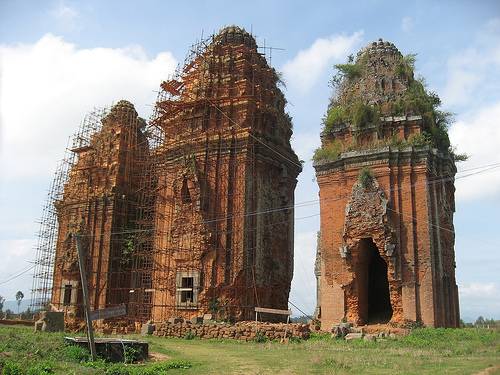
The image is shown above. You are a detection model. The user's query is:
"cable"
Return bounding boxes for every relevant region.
[72,161,500,240]
[288,300,314,320]
[0,264,36,285]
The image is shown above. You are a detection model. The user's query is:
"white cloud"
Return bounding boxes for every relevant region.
[290,230,318,316]
[459,282,497,298]
[50,1,80,31]
[0,33,177,182]
[442,18,500,106]
[282,31,363,93]
[401,16,414,33]
[450,101,500,201]
[0,239,36,299]
[459,282,500,320]
[291,131,321,162]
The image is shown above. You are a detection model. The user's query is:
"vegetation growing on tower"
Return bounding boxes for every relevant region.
[314,40,467,163]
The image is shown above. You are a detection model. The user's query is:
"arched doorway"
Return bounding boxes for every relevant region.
[357,238,392,324]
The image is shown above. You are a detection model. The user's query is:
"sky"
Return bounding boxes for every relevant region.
[0,0,499,322]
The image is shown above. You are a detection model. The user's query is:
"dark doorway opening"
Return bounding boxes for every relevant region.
[357,238,393,324]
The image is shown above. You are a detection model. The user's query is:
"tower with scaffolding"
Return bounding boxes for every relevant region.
[31,26,302,325]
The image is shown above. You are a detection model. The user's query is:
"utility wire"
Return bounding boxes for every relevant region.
[72,162,500,240]
[0,264,36,286]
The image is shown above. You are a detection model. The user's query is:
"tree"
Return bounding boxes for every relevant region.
[15,291,24,315]
[475,316,485,327]
[0,295,5,319]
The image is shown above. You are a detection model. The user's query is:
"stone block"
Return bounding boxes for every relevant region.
[34,311,64,332]
[141,322,155,335]
[344,332,363,341]
[190,316,203,325]
[167,317,183,324]
[363,334,377,342]
[203,314,213,322]
[331,324,350,338]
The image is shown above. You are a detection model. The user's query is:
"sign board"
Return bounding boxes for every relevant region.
[89,304,127,321]
[254,307,292,316]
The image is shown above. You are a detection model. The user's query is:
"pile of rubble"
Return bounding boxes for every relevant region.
[331,322,408,341]
[148,317,310,341]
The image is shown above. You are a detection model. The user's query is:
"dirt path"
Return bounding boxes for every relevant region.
[474,364,500,375]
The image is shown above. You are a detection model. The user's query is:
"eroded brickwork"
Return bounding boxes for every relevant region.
[144,26,301,322]
[314,40,459,329]
[49,26,301,324]
[51,101,148,321]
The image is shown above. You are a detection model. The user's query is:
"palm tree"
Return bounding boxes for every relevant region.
[15,291,24,316]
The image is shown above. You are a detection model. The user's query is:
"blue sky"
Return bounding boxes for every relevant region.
[0,0,499,321]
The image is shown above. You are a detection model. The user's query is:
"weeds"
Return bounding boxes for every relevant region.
[254,330,267,343]
[313,140,342,163]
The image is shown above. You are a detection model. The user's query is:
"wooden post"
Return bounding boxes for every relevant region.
[282,313,290,342]
[74,233,97,361]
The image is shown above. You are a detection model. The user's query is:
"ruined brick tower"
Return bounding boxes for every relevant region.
[42,26,301,324]
[314,39,459,328]
[51,101,148,317]
[134,26,302,322]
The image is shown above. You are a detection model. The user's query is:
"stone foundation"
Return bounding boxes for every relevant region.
[153,321,310,341]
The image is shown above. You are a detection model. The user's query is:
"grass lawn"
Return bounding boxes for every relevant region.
[0,324,499,374]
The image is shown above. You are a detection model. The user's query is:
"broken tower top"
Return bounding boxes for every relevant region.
[214,25,257,48]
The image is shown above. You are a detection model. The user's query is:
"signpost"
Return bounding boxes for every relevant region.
[74,233,97,361]
[254,307,292,317]
[89,304,127,321]
[254,307,292,342]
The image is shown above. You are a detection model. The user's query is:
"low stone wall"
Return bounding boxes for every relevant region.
[153,321,310,341]
[0,319,34,327]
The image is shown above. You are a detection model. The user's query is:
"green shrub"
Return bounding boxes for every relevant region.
[142,360,192,374]
[123,345,142,364]
[396,53,417,79]
[313,141,342,163]
[351,102,379,129]
[289,336,302,343]
[2,361,23,375]
[254,330,267,343]
[453,152,469,162]
[358,167,373,189]
[27,362,55,375]
[335,63,362,81]
[63,344,91,362]
[183,331,196,340]
[408,132,432,148]
[324,106,347,131]
[104,363,132,375]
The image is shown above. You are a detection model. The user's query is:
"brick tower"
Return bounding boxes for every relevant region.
[314,39,459,328]
[130,26,302,322]
[51,101,147,319]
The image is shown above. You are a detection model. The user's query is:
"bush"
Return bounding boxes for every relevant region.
[335,63,363,81]
[453,152,469,162]
[142,360,192,374]
[324,106,347,131]
[254,331,267,343]
[183,331,196,340]
[63,344,91,363]
[2,361,23,375]
[351,102,379,129]
[358,167,373,189]
[396,53,417,79]
[123,345,142,364]
[104,363,132,375]
[407,132,432,148]
[313,141,342,163]
[27,362,55,375]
